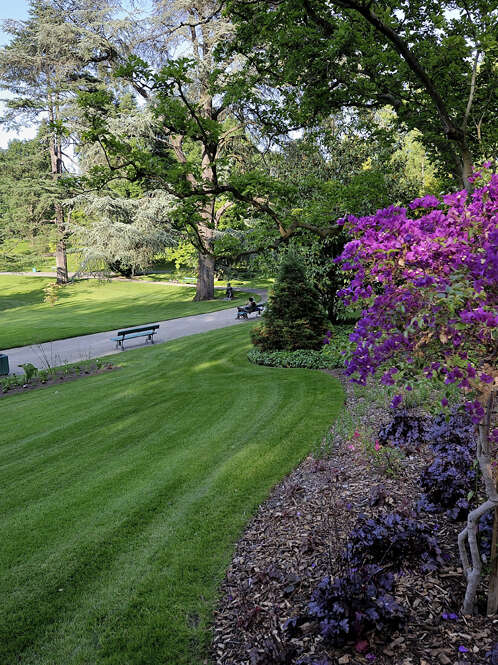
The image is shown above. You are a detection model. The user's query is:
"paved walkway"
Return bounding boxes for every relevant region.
[3,287,267,375]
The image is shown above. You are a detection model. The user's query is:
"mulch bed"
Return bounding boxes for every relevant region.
[212,371,497,665]
[0,360,117,397]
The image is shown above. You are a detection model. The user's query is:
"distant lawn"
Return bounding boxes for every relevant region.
[0,275,252,349]
[0,325,343,665]
[139,272,275,290]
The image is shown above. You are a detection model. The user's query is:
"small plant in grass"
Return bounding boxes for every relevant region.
[1,375,21,393]
[344,512,444,573]
[38,369,49,383]
[43,281,64,305]
[287,565,407,648]
[251,252,329,351]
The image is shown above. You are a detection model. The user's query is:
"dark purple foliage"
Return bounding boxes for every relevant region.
[426,409,475,453]
[344,512,444,572]
[377,412,430,451]
[305,565,407,646]
[417,410,477,521]
[487,643,498,665]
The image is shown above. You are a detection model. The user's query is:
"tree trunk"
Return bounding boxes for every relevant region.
[461,148,474,193]
[458,392,497,613]
[49,111,68,285]
[194,251,215,301]
[55,201,68,284]
[487,481,498,615]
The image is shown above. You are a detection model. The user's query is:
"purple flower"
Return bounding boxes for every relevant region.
[480,373,493,384]
[441,397,449,407]
[458,645,469,653]
[390,395,403,409]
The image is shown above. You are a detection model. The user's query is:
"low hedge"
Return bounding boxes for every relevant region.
[247,325,354,369]
[248,348,334,369]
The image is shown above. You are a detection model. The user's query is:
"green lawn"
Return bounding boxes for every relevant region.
[0,325,343,665]
[139,271,275,290]
[0,275,252,349]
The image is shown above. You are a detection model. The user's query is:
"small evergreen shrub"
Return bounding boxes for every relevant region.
[344,512,444,572]
[287,565,407,647]
[251,253,329,351]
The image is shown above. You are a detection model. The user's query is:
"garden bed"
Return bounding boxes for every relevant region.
[0,358,117,397]
[212,371,497,665]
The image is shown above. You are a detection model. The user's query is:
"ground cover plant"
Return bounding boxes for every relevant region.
[247,325,353,369]
[0,324,343,665]
[0,275,252,349]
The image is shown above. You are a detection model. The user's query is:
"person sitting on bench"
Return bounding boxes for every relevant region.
[243,297,257,313]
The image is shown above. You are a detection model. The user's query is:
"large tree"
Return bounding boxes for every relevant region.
[0,0,118,282]
[223,0,498,189]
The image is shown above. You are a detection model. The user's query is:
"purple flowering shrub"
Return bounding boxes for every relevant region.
[336,173,497,611]
[303,565,407,646]
[336,170,497,424]
[377,412,430,451]
[344,512,444,572]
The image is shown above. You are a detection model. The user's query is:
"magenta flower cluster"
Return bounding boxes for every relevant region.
[337,171,498,421]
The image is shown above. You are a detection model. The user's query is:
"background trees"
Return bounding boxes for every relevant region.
[224,0,498,189]
[0,0,117,282]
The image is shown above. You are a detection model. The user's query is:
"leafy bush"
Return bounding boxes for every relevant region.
[251,253,329,351]
[377,412,430,451]
[426,409,475,453]
[19,363,38,382]
[289,565,407,647]
[417,409,477,521]
[344,512,444,572]
[247,348,333,369]
[321,325,354,368]
[417,444,476,521]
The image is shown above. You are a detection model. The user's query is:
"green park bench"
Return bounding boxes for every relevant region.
[111,324,160,350]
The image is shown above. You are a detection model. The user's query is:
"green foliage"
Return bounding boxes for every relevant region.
[251,253,329,351]
[321,325,355,366]
[224,0,498,186]
[247,348,332,369]
[18,363,38,382]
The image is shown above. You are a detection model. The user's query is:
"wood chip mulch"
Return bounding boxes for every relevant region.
[211,371,498,665]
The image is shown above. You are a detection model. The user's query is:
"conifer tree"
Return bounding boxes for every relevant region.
[251,252,329,351]
[0,0,116,282]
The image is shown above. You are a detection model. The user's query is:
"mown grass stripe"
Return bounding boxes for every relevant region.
[0,325,343,665]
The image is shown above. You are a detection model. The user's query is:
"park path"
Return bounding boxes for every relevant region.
[2,284,267,375]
